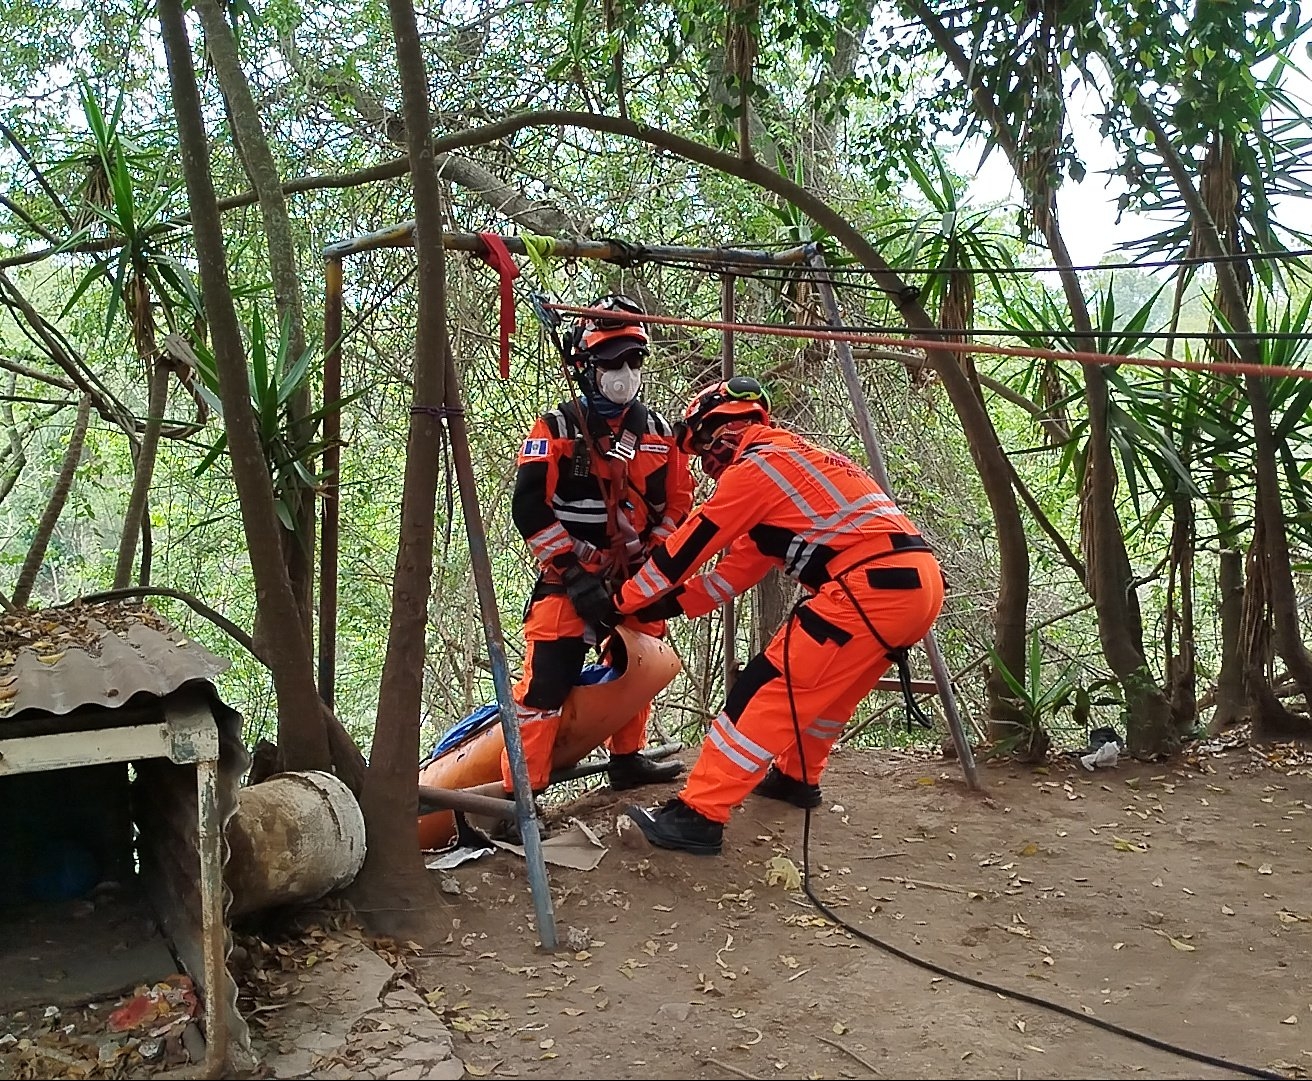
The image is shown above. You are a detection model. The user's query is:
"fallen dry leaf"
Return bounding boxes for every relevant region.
[765,855,802,891]
[1153,929,1196,952]
[1259,863,1274,875]
[1221,905,1235,916]
[1281,1015,1298,1025]
[833,1022,848,1035]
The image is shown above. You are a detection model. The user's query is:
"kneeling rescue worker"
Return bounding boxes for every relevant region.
[502,294,694,797]
[614,376,945,855]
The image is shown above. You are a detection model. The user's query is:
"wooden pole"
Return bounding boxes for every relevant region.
[319,257,343,708]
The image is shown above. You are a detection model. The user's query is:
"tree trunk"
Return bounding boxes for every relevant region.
[750,571,797,656]
[1164,493,1196,732]
[13,394,91,607]
[113,355,169,588]
[1240,519,1304,736]
[1132,111,1312,729]
[1081,363,1175,755]
[906,0,1158,747]
[1211,546,1246,731]
[347,0,450,934]
[157,0,331,773]
[1243,374,1312,710]
[113,270,166,591]
[194,0,317,646]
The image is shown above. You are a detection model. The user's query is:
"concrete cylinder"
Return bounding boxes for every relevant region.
[224,770,366,920]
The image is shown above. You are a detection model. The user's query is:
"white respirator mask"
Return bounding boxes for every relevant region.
[597,364,642,406]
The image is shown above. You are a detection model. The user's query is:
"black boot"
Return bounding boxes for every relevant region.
[624,798,723,856]
[607,752,685,792]
[752,765,822,809]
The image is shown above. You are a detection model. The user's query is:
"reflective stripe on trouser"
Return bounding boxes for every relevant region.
[501,591,664,792]
[678,550,945,824]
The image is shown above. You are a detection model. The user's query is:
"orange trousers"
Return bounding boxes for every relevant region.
[501,591,665,792]
[679,550,945,823]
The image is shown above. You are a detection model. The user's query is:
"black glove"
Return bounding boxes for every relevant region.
[562,565,618,628]
[631,591,684,623]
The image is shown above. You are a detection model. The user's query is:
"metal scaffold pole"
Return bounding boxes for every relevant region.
[720,273,738,695]
[806,248,981,791]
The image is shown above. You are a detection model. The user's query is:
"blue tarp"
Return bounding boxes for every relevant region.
[425,662,619,760]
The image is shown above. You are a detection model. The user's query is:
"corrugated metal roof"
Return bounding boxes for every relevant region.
[0,601,231,722]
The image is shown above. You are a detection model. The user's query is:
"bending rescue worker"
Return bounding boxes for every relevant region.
[615,376,946,855]
[502,294,694,797]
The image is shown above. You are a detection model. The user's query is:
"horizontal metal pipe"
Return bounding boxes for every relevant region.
[547,742,683,784]
[416,743,686,815]
[418,784,517,820]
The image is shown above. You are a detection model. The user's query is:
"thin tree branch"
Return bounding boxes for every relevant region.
[0,119,76,228]
[0,193,60,244]
[0,355,77,391]
[61,585,263,661]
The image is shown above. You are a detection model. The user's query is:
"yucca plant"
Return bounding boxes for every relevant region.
[191,308,365,532]
[985,629,1076,762]
[53,77,198,588]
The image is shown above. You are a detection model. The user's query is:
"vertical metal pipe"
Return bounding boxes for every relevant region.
[720,273,737,695]
[807,249,981,791]
[319,258,343,708]
[441,359,558,950]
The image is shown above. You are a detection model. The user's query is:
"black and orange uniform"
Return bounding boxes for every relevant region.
[617,422,944,823]
[502,399,694,792]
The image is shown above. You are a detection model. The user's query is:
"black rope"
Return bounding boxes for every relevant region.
[651,246,1312,277]
[780,603,1284,1081]
[594,236,648,268]
[409,404,465,419]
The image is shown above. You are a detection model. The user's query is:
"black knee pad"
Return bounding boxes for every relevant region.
[522,637,589,711]
[723,653,781,724]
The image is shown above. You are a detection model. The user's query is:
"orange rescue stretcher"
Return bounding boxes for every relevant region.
[416,625,682,850]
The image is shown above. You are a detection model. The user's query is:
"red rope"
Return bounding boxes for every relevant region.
[545,301,1312,383]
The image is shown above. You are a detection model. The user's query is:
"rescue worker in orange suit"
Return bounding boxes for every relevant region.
[614,376,945,855]
[501,295,695,797]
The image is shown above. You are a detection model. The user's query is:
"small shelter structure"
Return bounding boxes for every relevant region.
[0,599,252,1077]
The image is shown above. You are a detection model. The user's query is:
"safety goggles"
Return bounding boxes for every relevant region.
[594,351,645,372]
[672,420,710,454]
[586,294,646,329]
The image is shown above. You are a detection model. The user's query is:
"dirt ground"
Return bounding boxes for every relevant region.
[405,737,1312,1081]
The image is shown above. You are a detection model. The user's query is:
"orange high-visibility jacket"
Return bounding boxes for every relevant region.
[617,423,922,616]
[513,399,694,582]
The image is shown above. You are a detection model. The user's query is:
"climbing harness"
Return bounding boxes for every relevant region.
[826,534,938,733]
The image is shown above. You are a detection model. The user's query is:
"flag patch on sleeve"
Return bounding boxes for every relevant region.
[521,438,550,458]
